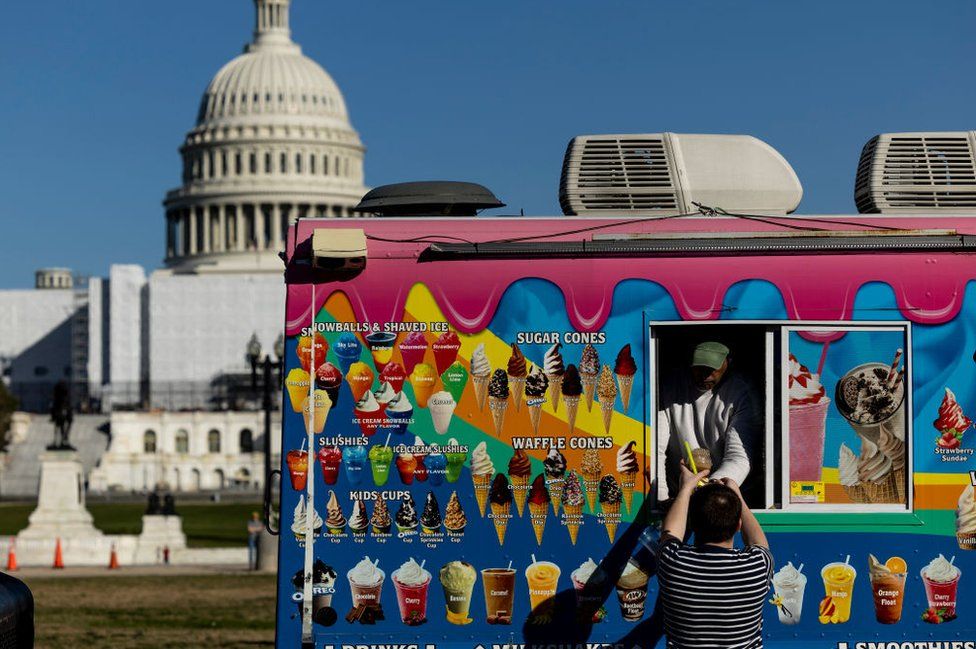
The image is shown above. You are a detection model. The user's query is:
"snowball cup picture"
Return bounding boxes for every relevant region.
[275,197,976,649]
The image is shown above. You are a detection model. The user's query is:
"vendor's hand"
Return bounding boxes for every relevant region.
[679,460,709,491]
[719,477,743,500]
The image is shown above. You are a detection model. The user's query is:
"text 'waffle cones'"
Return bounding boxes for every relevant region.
[473,473,491,517]
[509,376,526,412]
[491,502,510,545]
[619,474,636,514]
[563,503,582,545]
[489,396,509,436]
[547,374,563,413]
[472,374,489,411]
[511,474,530,517]
[602,501,620,542]
[529,502,547,545]
[616,374,634,411]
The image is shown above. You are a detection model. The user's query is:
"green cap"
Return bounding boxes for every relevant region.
[691,342,729,370]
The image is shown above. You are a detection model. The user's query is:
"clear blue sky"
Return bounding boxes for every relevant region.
[1,1,974,286]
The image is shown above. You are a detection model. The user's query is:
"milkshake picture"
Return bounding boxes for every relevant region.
[615,559,650,622]
[348,556,385,609]
[525,556,560,618]
[820,561,856,624]
[440,560,477,625]
[868,554,907,624]
[787,353,829,485]
[571,558,607,623]
[392,557,431,626]
[921,554,960,623]
[771,561,806,625]
[310,560,339,627]
[835,359,906,444]
[482,567,516,624]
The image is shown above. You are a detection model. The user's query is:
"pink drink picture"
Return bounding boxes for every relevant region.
[788,353,829,484]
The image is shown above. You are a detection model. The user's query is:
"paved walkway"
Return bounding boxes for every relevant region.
[5,564,268,579]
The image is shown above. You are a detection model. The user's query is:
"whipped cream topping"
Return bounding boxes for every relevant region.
[922,554,960,583]
[349,556,384,586]
[788,354,826,405]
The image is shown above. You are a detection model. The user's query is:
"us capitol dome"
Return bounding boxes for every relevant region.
[163,0,367,273]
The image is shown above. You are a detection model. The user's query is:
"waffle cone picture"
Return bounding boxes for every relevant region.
[600,401,614,434]
[843,483,869,504]
[489,396,509,436]
[547,374,563,413]
[563,503,582,545]
[472,374,490,411]
[582,375,597,412]
[893,467,907,503]
[957,532,976,551]
[509,376,526,411]
[616,374,634,411]
[602,501,620,542]
[582,471,600,512]
[620,473,636,513]
[511,474,530,516]
[491,501,510,545]
[548,482,563,516]
[473,473,491,517]
[528,402,543,435]
[529,502,547,545]
[563,396,579,433]
[864,472,899,504]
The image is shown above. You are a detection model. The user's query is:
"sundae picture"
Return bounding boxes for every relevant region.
[398,331,428,376]
[957,485,976,550]
[440,560,477,625]
[291,494,323,541]
[579,343,600,412]
[544,342,565,413]
[616,441,639,513]
[379,361,406,395]
[443,491,467,534]
[771,561,806,625]
[580,448,603,512]
[325,490,346,535]
[440,360,469,403]
[508,448,531,516]
[444,438,467,483]
[420,491,442,535]
[562,471,584,545]
[527,474,550,545]
[920,554,960,623]
[934,387,971,450]
[314,361,343,406]
[333,332,362,374]
[432,330,461,376]
[525,366,549,434]
[543,448,567,515]
[396,493,419,535]
[392,557,431,626]
[470,343,491,410]
[487,369,510,436]
[614,344,637,411]
[597,365,618,433]
[561,364,583,432]
[348,497,369,536]
[471,441,494,516]
[598,474,622,541]
[370,496,392,535]
[507,343,528,411]
[408,362,437,408]
[427,390,457,435]
[788,353,829,484]
[489,473,512,545]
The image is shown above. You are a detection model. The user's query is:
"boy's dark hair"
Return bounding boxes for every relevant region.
[688,482,742,544]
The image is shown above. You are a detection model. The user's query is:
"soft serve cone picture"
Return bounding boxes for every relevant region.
[562,471,584,545]
[561,364,582,433]
[616,441,639,513]
[597,364,617,434]
[544,342,565,413]
[598,474,622,542]
[525,366,548,435]
[487,369,510,436]
[614,344,637,411]
[471,441,494,517]
[544,448,567,515]
[507,343,528,411]
[579,343,600,412]
[507,449,531,517]
[957,485,976,550]
[470,343,491,411]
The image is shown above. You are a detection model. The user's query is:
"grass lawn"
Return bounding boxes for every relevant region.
[0,502,262,547]
[22,573,276,648]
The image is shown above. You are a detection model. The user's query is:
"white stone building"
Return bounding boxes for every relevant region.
[0,0,367,493]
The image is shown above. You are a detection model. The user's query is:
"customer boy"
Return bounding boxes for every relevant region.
[656,465,773,648]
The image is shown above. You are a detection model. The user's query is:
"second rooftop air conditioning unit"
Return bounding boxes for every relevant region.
[854,132,976,213]
[559,133,803,216]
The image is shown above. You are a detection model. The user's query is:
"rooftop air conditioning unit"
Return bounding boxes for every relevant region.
[559,133,802,216]
[854,132,976,213]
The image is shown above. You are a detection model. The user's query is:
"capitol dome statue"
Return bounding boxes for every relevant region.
[163,0,367,273]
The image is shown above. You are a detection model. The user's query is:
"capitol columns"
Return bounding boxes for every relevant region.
[271,203,282,250]
[235,204,245,251]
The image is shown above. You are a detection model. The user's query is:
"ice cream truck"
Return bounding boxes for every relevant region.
[271,133,976,648]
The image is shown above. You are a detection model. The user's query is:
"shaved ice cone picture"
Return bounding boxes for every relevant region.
[302,389,333,434]
[345,361,375,403]
[507,343,528,411]
[614,344,637,411]
[489,473,513,545]
[562,364,583,433]
[427,390,457,435]
[432,331,461,376]
[596,364,617,434]
[398,331,428,376]
[296,332,328,373]
[332,332,362,375]
[440,361,469,403]
[579,343,600,412]
[285,368,310,413]
[364,330,397,372]
[487,369,510,436]
[379,361,407,395]
[409,362,437,408]
[544,342,565,413]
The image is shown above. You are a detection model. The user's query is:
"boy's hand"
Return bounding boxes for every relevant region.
[719,477,743,500]
[679,460,709,491]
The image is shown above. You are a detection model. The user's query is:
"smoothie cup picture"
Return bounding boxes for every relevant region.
[771,562,807,625]
[392,558,432,626]
[820,561,856,624]
[526,558,561,618]
[921,554,960,622]
[868,555,907,624]
[440,560,477,625]
[286,448,309,491]
[482,568,516,624]
[787,354,830,485]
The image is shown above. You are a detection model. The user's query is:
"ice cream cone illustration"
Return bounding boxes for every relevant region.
[579,344,600,412]
[470,343,491,410]
[562,365,583,433]
[616,441,639,514]
[544,342,565,413]
[508,449,531,517]
[597,365,618,434]
[581,448,603,512]
[528,475,550,545]
[471,442,494,517]
[614,344,637,411]
[408,362,437,408]
[432,331,461,376]
[543,448,567,515]
[562,471,584,545]
[525,367,548,435]
[599,475,622,542]
[507,343,528,411]
[489,474,512,545]
[488,369,510,436]
[957,484,976,550]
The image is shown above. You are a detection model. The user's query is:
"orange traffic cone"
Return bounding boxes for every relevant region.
[6,537,17,571]
[108,543,119,570]
[53,537,64,569]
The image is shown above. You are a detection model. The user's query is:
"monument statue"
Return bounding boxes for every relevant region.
[146,492,162,516]
[162,494,177,516]
[48,380,74,450]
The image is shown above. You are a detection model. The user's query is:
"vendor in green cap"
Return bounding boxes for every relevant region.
[655,341,762,502]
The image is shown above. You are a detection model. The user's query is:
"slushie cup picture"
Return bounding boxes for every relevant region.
[368,442,393,486]
[525,556,560,619]
[819,560,856,624]
[286,448,308,491]
[868,554,907,624]
[440,560,477,625]
[318,446,341,485]
[921,554,960,624]
[392,557,431,626]
[770,561,806,625]
[482,567,516,624]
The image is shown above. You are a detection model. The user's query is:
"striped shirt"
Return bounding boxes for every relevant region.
[656,538,773,649]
